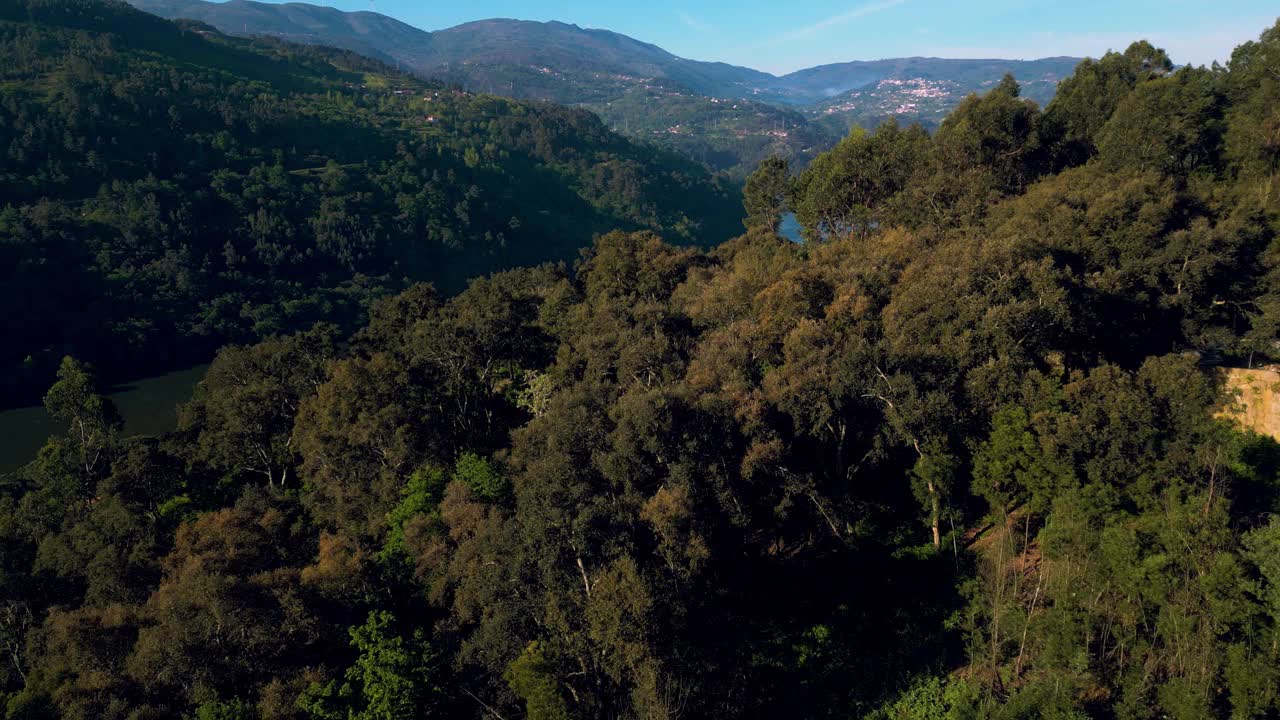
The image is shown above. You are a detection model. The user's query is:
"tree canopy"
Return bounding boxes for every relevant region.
[1,7,1279,720]
[0,0,741,406]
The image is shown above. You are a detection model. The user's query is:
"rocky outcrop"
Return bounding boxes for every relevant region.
[1219,367,1280,441]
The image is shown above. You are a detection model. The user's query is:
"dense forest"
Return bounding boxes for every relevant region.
[0,0,740,405]
[3,1,1280,719]
[124,1,1082,187]
[586,83,839,181]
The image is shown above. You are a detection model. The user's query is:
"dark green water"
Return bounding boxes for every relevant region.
[0,365,209,474]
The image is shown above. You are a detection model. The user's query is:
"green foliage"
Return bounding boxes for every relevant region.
[298,611,439,720]
[972,406,1071,513]
[1043,40,1173,164]
[381,465,448,562]
[743,155,792,233]
[191,699,254,720]
[452,453,508,503]
[180,324,338,489]
[863,675,980,720]
[0,2,740,405]
[589,87,838,181]
[505,642,569,720]
[344,611,438,720]
[1244,518,1280,626]
[0,9,1278,720]
[1096,67,1225,176]
[41,357,122,484]
[790,121,929,239]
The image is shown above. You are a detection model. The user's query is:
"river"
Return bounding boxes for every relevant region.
[0,364,209,474]
[779,212,803,243]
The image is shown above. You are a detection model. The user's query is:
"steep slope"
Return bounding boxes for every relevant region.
[124,0,1084,177]
[127,0,1079,106]
[586,83,842,179]
[419,18,772,100]
[128,0,771,101]
[127,0,432,66]
[0,0,740,403]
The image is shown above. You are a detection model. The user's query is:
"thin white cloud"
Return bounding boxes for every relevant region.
[756,0,906,48]
[676,10,714,34]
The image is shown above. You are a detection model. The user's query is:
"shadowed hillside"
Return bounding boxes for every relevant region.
[0,0,740,403]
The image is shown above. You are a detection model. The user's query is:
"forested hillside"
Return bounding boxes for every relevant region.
[123,0,431,68]
[125,0,1081,180]
[585,84,839,179]
[2,7,1280,720]
[0,0,739,404]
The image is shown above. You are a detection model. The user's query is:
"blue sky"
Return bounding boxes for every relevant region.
[299,0,1274,75]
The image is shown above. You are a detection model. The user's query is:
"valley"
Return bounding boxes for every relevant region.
[126,0,1081,178]
[2,3,1276,719]
[0,0,740,404]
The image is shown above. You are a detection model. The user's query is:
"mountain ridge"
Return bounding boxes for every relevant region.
[0,0,742,401]
[124,0,1083,179]
[127,0,1081,103]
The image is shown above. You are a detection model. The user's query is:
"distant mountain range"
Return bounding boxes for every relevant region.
[127,0,427,65]
[127,0,1085,177]
[128,0,1079,104]
[125,0,767,97]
